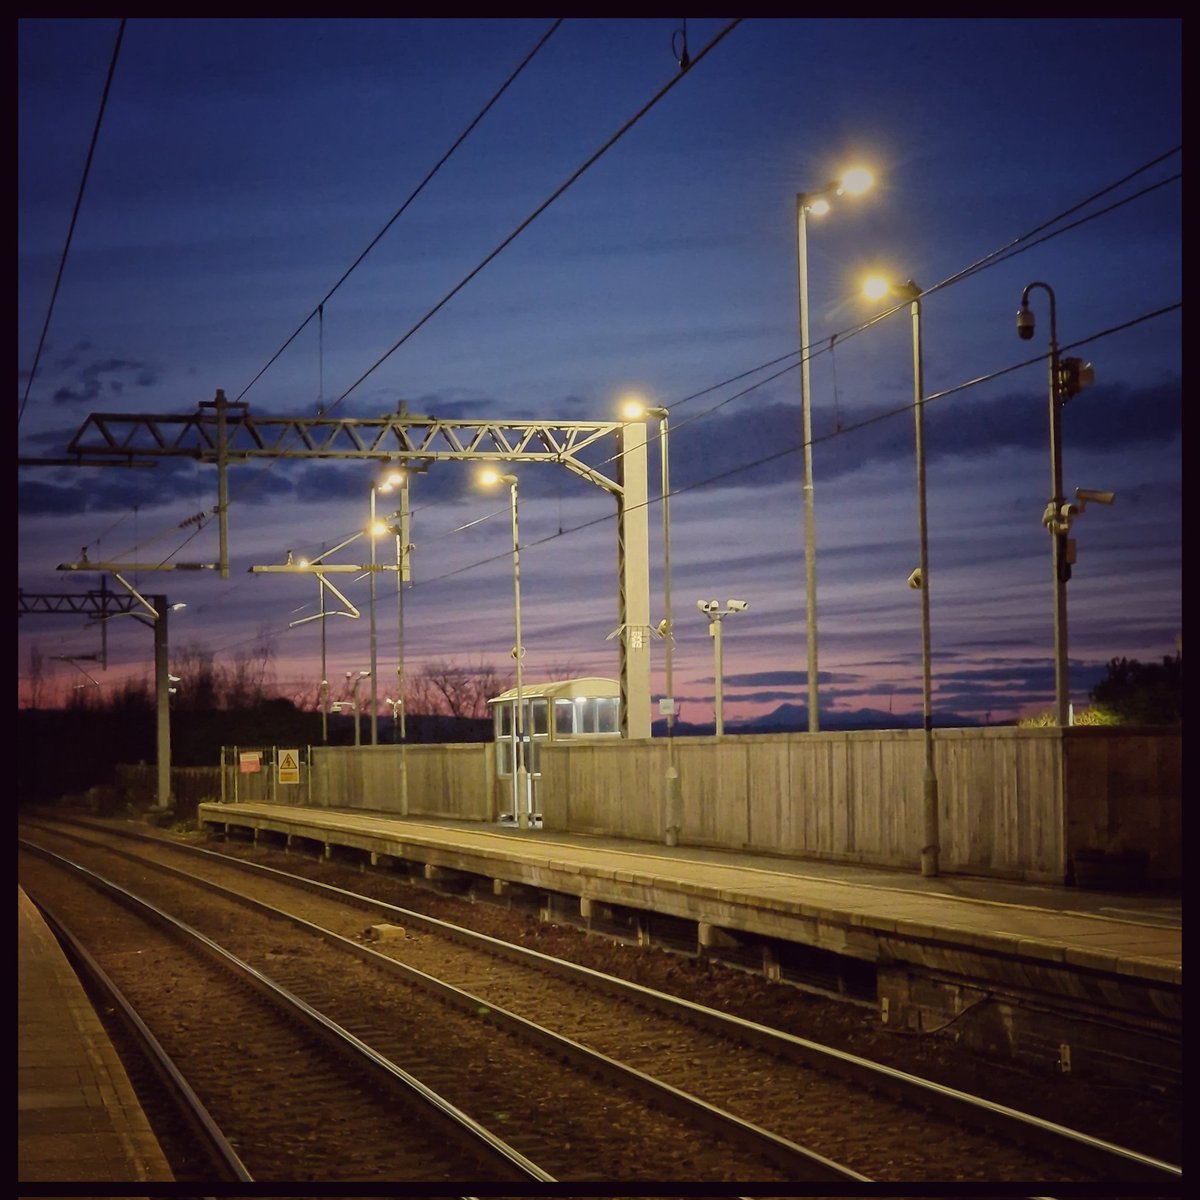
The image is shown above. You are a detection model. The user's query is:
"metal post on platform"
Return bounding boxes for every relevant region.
[481,469,529,826]
[862,275,940,876]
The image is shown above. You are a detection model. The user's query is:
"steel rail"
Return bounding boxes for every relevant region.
[31,895,253,1183]
[22,825,868,1184]
[33,818,1183,1183]
[19,838,552,1185]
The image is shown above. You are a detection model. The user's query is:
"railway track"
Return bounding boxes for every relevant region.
[20,832,853,1184]
[20,843,548,1184]
[35,901,252,1184]
[19,817,1183,1186]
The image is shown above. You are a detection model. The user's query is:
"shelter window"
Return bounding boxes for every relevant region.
[595,696,619,733]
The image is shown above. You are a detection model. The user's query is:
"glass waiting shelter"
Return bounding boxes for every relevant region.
[488,677,621,822]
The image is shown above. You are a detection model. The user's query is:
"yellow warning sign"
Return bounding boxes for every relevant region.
[277,749,300,785]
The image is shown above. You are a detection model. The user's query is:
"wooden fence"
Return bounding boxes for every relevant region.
[114,726,1179,884]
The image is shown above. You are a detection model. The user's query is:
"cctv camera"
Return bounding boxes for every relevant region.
[1016,305,1036,341]
[1075,488,1115,506]
[907,567,922,590]
[727,599,748,611]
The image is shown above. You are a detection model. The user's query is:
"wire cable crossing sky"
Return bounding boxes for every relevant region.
[17,17,1181,730]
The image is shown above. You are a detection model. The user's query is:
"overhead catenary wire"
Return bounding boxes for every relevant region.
[57,18,565,580]
[234,18,565,407]
[44,136,1180,674]
[66,160,1182,648]
[329,18,744,409]
[77,282,1177,679]
[19,17,126,429]
[65,89,1176,583]
[931,144,1181,295]
[593,149,1182,474]
[217,18,741,528]
[63,286,1179,690]
[405,299,1182,592]
[681,151,1182,424]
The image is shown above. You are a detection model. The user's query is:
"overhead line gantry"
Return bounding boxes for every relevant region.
[50,390,654,738]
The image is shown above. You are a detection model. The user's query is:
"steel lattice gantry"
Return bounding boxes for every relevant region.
[62,392,654,738]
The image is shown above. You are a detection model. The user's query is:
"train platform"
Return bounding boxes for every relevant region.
[197,802,1182,1091]
[18,805,1182,1180]
[17,884,174,1186]
[195,803,1182,975]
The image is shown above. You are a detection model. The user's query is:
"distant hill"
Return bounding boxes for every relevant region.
[653,701,984,737]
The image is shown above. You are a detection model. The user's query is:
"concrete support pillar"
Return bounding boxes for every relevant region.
[763,944,782,982]
[616,423,652,740]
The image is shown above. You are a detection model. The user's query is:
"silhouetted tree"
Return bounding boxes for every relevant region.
[1089,653,1182,725]
[410,658,512,719]
[218,631,276,709]
[25,644,46,709]
[170,643,220,710]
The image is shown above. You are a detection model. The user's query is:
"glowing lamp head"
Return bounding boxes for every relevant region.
[479,468,517,488]
[839,167,874,196]
[862,275,891,303]
[807,197,831,217]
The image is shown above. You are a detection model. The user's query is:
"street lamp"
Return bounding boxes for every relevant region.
[622,398,681,846]
[863,274,940,877]
[480,468,529,827]
[1016,283,1096,727]
[367,468,405,747]
[384,696,404,741]
[338,669,371,747]
[696,599,747,736]
[373,465,410,813]
[796,166,875,734]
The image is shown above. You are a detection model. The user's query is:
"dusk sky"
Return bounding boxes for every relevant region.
[17,18,1182,727]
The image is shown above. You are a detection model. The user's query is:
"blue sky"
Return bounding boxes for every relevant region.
[17,17,1182,725]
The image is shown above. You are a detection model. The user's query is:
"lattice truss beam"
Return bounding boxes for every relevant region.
[66,400,625,493]
[47,393,654,738]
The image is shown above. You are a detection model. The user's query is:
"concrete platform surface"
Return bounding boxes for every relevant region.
[18,885,174,1185]
[197,805,1182,985]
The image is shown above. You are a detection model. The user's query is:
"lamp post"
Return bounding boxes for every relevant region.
[481,469,528,827]
[382,469,410,814]
[1016,283,1096,728]
[697,599,747,736]
[368,485,380,746]
[863,275,939,876]
[622,399,681,846]
[367,467,408,748]
[341,669,370,746]
[319,567,329,745]
[796,167,874,733]
[384,696,404,741]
